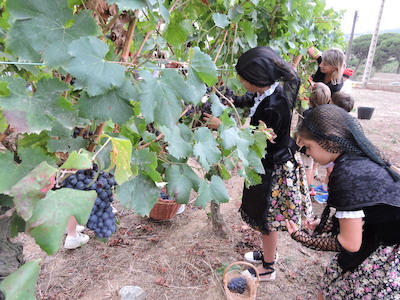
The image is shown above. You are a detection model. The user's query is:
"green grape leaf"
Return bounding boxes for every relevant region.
[116,174,159,216]
[218,163,232,181]
[158,0,170,24]
[169,68,206,106]
[220,127,240,149]
[212,13,230,28]
[164,20,188,46]
[228,5,244,23]
[106,0,147,11]
[59,150,94,170]
[9,161,58,221]
[161,125,192,159]
[66,36,126,97]
[0,110,7,132]
[18,132,50,148]
[241,21,257,46]
[239,166,262,188]
[26,188,96,254]
[210,94,226,117]
[184,68,207,106]
[246,149,265,174]
[235,129,254,167]
[0,77,76,134]
[78,80,137,124]
[219,110,236,127]
[195,175,229,208]
[7,0,99,68]
[0,259,41,300]
[165,164,201,203]
[47,136,90,154]
[18,147,57,169]
[251,131,267,158]
[189,47,218,87]
[138,70,182,128]
[0,148,55,194]
[107,136,133,185]
[193,127,221,172]
[131,148,161,183]
[301,98,310,109]
[0,81,10,97]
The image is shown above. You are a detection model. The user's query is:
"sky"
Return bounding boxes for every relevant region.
[324,0,400,34]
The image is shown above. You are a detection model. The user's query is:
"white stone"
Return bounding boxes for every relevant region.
[118,285,146,300]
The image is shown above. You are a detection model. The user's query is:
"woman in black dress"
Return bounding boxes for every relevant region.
[287,104,400,299]
[205,46,312,281]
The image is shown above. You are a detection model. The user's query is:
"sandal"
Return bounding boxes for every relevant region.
[242,260,276,282]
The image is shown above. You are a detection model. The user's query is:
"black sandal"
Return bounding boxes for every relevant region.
[242,260,276,282]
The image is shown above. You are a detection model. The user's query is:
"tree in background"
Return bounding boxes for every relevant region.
[349,33,400,75]
[376,33,400,73]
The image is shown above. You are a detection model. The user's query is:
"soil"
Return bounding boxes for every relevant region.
[14,80,400,300]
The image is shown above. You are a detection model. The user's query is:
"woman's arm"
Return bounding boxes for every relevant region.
[232,92,255,108]
[307,47,320,60]
[286,216,363,253]
[337,218,363,252]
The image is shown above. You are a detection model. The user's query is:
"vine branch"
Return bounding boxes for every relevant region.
[137,105,192,150]
[213,30,228,64]
[120,10,140,63]
[212,87,242,127]
[88,122,106,152]
[131,0,181,63]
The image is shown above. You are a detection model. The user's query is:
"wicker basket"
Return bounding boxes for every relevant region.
[223,261,259,300]
[149,198,181,220]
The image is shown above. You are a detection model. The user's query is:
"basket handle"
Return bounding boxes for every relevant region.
[223,261,260,283]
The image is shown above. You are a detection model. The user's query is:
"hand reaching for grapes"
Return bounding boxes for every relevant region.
[203,113,221,130]
[304,218,320,233]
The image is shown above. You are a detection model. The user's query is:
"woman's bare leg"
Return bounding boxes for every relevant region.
[254,231,278,278]
[317,290,324,300]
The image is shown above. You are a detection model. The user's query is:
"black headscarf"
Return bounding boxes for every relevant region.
[298,104,400,182]
[235,46,300,109]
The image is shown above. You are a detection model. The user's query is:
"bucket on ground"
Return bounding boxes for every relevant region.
[357,107,375,120]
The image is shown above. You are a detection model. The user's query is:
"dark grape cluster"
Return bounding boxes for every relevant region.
[183,85,235,117]
[201,85,234,114]
[227,277,247,294]
[62,164,117,239]
[72,127,94,139]
[160,190,173,200]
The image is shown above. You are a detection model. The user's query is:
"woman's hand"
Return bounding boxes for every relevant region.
[285,219,299,235]
[203,113,221,130]
[304,218,320,233]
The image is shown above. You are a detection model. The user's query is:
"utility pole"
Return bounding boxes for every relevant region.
[346,11,358,66]
[362,0,385,86]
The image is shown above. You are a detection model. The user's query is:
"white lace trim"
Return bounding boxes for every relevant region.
[249,82,279,117]
[335,210,365,219]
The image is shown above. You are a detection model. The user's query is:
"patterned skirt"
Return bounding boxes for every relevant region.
[321,245,400,299]
[240,152,312,233]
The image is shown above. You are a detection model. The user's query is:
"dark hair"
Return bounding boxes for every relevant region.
[331,91,354,112]
[297,104,399,181]
[235,46,300,108]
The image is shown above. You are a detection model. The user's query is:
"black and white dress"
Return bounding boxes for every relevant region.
[321,153,400,299]
[234,84,312,234]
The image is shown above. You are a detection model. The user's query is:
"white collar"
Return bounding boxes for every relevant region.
[249,82,279,117]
